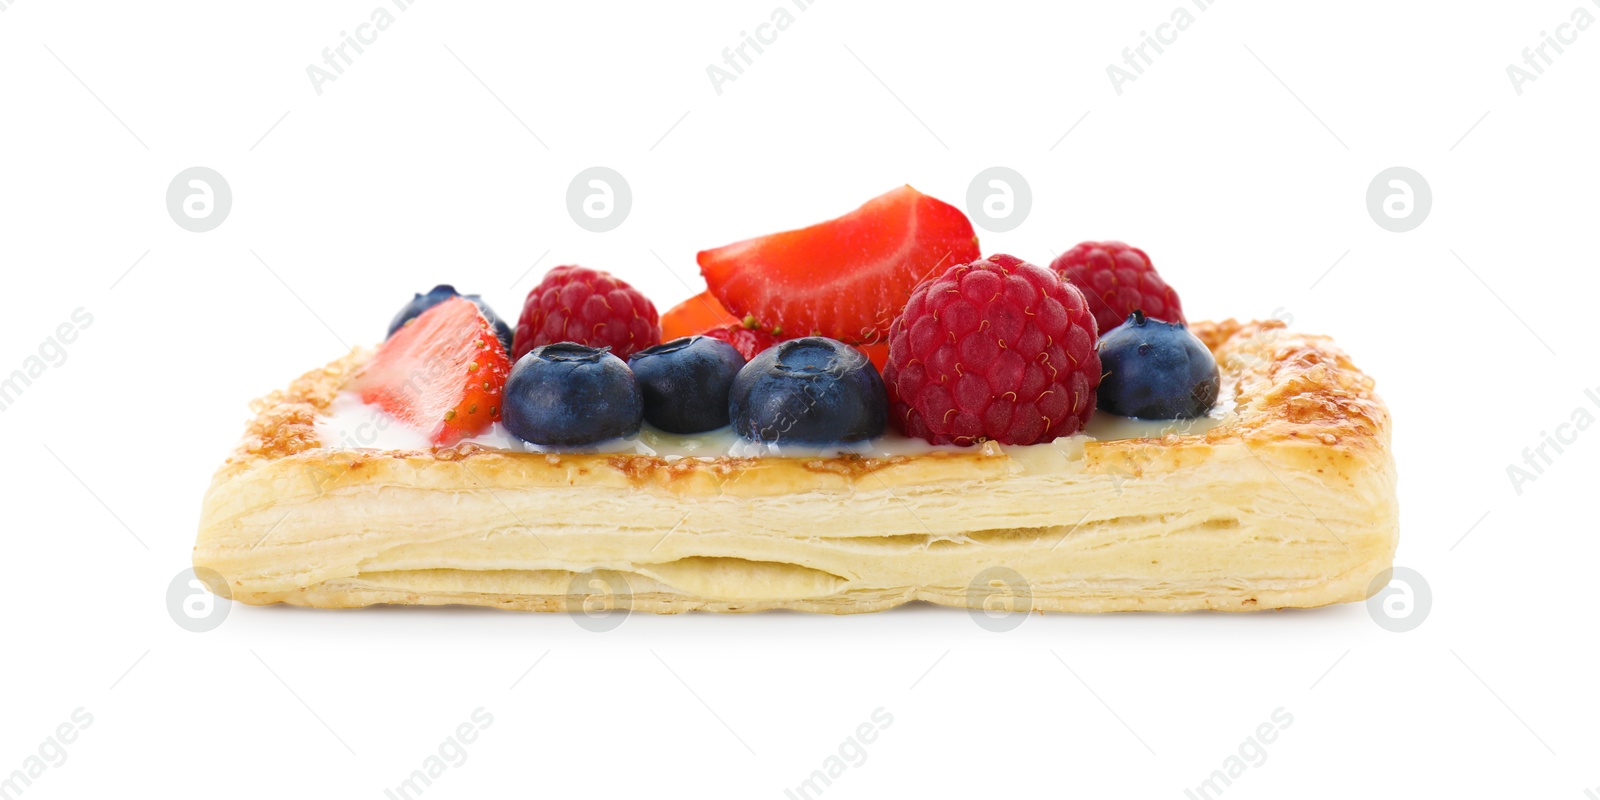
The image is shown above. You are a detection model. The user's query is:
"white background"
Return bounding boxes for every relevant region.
[2,0,1596,797]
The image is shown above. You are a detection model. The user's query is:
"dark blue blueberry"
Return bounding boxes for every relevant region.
[729,337,886,444]
[627,336,747,434]
[1097,311,1219,419]
[388,284,514,355]
[503,343,642,446]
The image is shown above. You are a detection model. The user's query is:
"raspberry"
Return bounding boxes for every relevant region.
[1050,241,1185,334]
[884,254,1101,446]
[512,266,660,362]
[701,318,783,361]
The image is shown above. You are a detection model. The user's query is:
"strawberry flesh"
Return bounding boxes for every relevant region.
[355,296,511,446]
[702,322,782,362]
[698,185,979,343]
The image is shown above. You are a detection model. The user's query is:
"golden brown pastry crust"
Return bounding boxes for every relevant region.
[194,320,1398,614]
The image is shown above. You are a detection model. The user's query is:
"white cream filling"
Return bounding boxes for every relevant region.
[313,389,1229,459]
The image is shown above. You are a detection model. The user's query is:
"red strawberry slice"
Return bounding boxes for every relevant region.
[354,296,511,446]
[698,185,979,343]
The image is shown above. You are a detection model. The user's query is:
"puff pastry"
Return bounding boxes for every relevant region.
[192,319,1398,613]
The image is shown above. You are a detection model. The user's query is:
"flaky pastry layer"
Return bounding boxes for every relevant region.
[193,320,1398,614]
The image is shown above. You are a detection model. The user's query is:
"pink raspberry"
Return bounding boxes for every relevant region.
[1051,241,1185,334]
[884,254,1101,446]
[512,266,660,362]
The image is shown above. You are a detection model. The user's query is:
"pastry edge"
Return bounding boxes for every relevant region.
[233,559,1387,615]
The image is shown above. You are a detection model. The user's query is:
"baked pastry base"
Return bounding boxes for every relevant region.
[193,320,1398,614]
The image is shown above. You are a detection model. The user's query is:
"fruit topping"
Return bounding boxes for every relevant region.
[1096,311,1219,420]
[502,343,643,445]
[512,266,661,363]
[729,337,887,445]
[698,185,980,343]
[885,254,1100,446]
[1051,241,1185,334]
[856,341,889,374]
[388,284,514,355]
[660,290,740,341]
[628,336,747,434]
[356,296,512,446]
[701,316,786,361]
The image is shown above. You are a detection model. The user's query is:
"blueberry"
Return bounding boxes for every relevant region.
[627,336,746,434]
[729,337,886,444]
[503,343,642,445]
[388,284,514,355]
[1097,311,1220,419]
